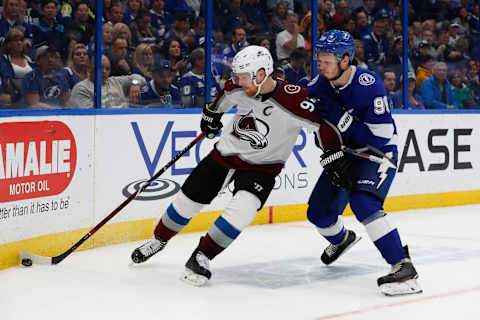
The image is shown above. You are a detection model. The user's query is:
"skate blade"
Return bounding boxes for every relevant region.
[181,268,209,287]
[379,278,423,296]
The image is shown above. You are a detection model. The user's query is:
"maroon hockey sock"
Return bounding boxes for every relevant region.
[154,219,178,242]
[197,234,225,260]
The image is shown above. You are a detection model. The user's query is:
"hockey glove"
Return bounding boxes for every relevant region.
[320,149,356,190]
[201,103,223,139]
[315,100,353,134]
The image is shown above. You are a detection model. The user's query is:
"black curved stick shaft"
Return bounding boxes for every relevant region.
[22,132,206,265]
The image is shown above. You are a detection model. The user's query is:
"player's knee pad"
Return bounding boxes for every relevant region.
[349,191,383,222]
[207,191,260,249]
[171,190,205,219]
[361,210,395,242]
[222,190,260,231]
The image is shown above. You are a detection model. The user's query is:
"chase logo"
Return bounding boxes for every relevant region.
[122,178,180,201]
[358,73,375,86]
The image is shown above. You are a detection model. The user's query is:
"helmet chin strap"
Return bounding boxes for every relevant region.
[330,61,346,82]
[251,71,268,96]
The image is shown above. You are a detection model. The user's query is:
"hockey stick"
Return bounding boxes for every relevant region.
[343,145,397,169]
[20,132,206,266]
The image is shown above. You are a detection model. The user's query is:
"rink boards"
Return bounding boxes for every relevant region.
[1,110,479,269]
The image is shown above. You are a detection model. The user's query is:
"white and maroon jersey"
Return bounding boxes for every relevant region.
[209,80,341,176]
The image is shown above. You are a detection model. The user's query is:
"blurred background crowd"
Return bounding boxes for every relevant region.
[0,0,479,109]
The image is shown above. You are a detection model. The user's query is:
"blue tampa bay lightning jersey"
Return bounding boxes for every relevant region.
[306,66,397,153]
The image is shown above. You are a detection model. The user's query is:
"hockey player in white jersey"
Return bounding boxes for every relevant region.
[131,45,341,286]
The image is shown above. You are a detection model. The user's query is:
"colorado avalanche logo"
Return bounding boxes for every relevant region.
[358,73,376,86]
[284,84,301,94]
[232,110,270,149]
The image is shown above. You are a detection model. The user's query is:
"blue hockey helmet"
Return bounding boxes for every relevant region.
[314,30,355,62]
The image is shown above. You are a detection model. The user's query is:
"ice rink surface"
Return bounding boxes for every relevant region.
[2,204,480,320]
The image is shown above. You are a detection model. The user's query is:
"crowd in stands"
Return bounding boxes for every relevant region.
[0,0,479,109]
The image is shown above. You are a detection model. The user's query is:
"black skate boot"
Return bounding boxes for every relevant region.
[321,230,361,265]
[377,246,422,296]
[181,248,211,286]
[131,237,167,264]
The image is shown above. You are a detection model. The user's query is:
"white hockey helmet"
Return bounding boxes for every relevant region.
[231,45,274,80]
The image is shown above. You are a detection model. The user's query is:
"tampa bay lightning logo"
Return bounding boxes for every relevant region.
[358,73,376,86]
[45,85,61,99]
[232,110,270,149]
[122,178,180,200]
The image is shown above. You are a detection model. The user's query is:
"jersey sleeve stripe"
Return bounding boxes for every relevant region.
[365,122,395,139]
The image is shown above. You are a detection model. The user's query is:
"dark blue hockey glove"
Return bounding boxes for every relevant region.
[320,149,356,190]
[315,100,353,134]
[201,103,223,139]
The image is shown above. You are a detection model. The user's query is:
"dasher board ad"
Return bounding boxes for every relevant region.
[0,118,95,244]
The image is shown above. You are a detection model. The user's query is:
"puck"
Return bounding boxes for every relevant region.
[21,258,33,267]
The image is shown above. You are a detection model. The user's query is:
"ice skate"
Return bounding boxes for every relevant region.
[181,249,211,286]
[131,237,167,264]
[321,230,361,265]
[377,246,422,296]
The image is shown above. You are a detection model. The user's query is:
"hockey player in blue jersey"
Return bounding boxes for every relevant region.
[306,30,422,296]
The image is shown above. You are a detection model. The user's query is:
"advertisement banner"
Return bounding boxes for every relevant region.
[93,114,322,224]
[0,117,95,244]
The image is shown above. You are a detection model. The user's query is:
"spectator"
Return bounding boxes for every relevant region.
[355,10,371,37]
[32,0,64,49]
[140,59,182,107]
[392,72,425,109]
[242,0,269,36]
[220,27,248,79]
[64,2,94,45]
[178,48,220,108]
[223,0,248,35]
[112,22,134,53]
[0,0,33,47]
[466,59,480,105]
[109,37,133,76]
[70,55,146,108]
[353,38,368,68]
[150,0,174,36]
[362,11,389,74]
[353,0,377,26]
[411,40,431,69]
[87,23,113,57]
[382,69,396,109]
[420,62,457,109]
[437,29,463,62]
[59,0,94,25]
[160,39,188,84]
[164,0,194,16]
[276,13,305,64]
[129,8,160,48]
[297,59,312,88]
[123,0,144,25]
[56,43,89,90]
[332,1,349,28]
[163,12,195,54]
[0,29,34,105]
[449,70,476,108]
[420,28,439,59]
[271,2,288,34]
[416,54,434,89]
[344,15,358,38]
[22,45,69,108]
[106,4,124,25]
[132,43,154,81]
[284,48,306,84]
[448,23,462,46]
[386,36,415,75]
